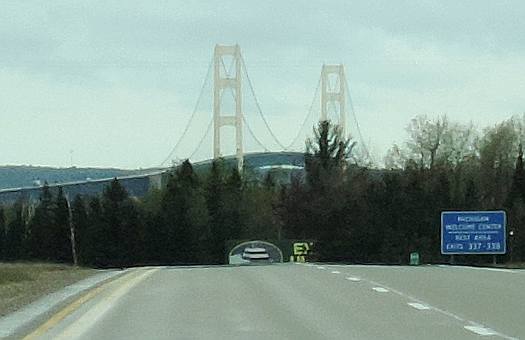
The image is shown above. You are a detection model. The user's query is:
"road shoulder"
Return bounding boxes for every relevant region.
[0,269,126,339]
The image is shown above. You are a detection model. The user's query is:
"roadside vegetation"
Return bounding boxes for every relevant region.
[0,115,524,267]
[0,262,95,317]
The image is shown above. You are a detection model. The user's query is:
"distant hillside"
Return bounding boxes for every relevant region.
[0,166,163,190]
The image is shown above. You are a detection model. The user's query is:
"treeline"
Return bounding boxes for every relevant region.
[1,116,524,267]
[0,161,280,267]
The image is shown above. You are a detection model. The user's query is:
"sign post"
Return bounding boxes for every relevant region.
[441,211,506,260]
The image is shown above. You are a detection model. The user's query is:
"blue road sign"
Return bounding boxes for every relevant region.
[441,211,506,255]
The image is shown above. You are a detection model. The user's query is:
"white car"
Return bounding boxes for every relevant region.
[242,247,272,263]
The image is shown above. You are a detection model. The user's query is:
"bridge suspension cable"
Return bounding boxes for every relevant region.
[159,45,372,166]
[159,57,213,166]
[286,76,321,150]
[189,117,214,160]
[240,54,287,150]
[242,115,270,152]
[344,76,374,164]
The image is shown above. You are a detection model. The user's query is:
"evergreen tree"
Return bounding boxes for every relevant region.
[278,174,309,240]
[241,172,280,241]
[224,167,243,240]
[5,201,27,260]
[101,179,126,266]
[205,159,228,263]
[54,187,73,262]
[71,195,89,264]
[120,197,144,265]
[100,178,142,267]
[141,188,168,264]
[263,171,276,189]
[142,206,165,264]
[162,160,209,264]
[305,120,351,191]
[85,196,107,267]
[303,121,353,260]
[28,182,55,260]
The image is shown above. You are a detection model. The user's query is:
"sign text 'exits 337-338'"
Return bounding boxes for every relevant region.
[441,211,506,255]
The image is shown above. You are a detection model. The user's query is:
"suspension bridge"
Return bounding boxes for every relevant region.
[0,44,371,205]
[159,44,370,171]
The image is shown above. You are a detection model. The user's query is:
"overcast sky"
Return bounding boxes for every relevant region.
[1,1,524,168]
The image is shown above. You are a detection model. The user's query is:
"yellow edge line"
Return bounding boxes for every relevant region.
[22,270,137,340]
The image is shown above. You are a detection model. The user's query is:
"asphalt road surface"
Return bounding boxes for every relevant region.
[27,264,524,340]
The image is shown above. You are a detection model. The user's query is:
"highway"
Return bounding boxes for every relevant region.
[28,264,524,340]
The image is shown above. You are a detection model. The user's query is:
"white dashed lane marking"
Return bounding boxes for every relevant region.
[407,302,431,310]
[365,280,518,340]
[464,325,498,336]
[306,266,518,340]
[372,287,389,293]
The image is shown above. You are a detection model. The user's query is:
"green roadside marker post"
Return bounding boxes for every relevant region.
[409,252,420,266]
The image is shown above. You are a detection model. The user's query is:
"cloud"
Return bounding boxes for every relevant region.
[1,1,524,167]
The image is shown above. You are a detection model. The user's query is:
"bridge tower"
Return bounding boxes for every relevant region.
[213,44,244,171]
[321,64,346,135]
